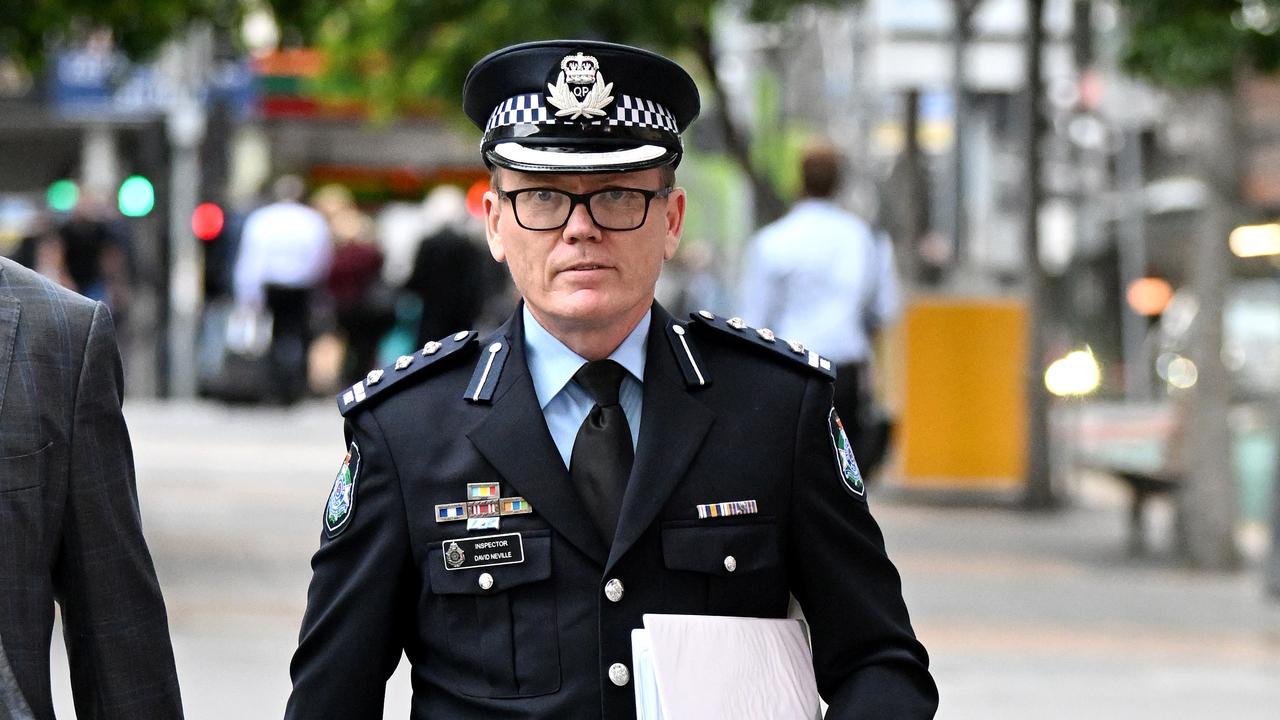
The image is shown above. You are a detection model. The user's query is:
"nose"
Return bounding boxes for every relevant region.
[562,199,601,244]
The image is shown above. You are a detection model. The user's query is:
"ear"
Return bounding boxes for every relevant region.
[662,187,686,261]
[483,189,506,262]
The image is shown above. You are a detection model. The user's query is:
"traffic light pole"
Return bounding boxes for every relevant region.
[165,96,205,398]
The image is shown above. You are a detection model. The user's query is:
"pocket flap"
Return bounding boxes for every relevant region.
[0,441,52,492]
[428,530,551,595]
[661,521,780,576]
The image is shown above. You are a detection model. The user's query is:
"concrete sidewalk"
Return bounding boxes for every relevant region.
[43,400,1280,718]
[879,478,1280,719]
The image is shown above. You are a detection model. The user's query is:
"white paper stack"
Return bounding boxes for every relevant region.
[630,614,822,720]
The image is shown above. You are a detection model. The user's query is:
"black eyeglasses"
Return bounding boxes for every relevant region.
[497,186,673,231]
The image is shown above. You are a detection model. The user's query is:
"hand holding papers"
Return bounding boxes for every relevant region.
[631,614,822,720]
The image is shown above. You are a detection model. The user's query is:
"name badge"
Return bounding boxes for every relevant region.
[442,532,525,571]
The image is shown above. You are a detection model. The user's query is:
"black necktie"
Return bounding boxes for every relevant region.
[569,359,634,544]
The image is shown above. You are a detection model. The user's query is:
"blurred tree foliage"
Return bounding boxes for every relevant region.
[1119,0,1280,88]
[269,0,854,220]
[270,0,808,116]
[0,0,241,69]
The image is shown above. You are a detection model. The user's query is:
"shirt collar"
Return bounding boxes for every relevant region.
[523,305,650,410]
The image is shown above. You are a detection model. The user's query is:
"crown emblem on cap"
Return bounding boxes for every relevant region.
[561,53,599,84]
[546,52,614,120]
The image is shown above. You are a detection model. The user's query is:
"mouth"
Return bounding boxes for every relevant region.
[561,262,613,273]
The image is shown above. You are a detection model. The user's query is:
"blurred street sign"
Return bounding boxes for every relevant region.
[50,47,254,121]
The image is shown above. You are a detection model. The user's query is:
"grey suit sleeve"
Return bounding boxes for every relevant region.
[52,302,184,719]
[0,639,33,720]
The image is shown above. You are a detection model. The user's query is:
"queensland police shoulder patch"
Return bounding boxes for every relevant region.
[828,409,865,500]
[325,443,362,537]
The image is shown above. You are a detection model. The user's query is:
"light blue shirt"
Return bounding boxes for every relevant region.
[523,305,647,468]
[737,199,900,364]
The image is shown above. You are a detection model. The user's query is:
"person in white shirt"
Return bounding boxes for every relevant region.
[233,175,333,403]
[738,141,900,476]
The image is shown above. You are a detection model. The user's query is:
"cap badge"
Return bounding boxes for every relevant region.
[546,52,614,120]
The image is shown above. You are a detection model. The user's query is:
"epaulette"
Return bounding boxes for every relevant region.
[337,330,479,416]
[688,310,836,381]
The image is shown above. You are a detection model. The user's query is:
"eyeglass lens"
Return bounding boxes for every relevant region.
[513,189,656,231]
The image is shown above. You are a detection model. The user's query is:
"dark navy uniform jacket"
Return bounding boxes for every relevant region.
[285,303,937,719]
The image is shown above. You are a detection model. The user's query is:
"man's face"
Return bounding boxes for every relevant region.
[483,167,685,336]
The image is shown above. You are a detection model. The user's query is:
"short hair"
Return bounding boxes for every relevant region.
[800,141,842,199]
[272,174,307,203]
[489,162,677,192]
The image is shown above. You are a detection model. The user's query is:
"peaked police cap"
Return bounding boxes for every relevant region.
[463,40,700,173]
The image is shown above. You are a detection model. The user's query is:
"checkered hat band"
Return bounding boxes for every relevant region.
[485,93,679,134]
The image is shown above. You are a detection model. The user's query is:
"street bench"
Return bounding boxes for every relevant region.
[1088,463,1180,555]
[1072,402,1181,556]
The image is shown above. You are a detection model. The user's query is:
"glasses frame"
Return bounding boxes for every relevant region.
[497,186,673,232]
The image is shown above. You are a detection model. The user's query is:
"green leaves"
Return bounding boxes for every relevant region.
[1,0,241,69]
[1119,0,1280,88]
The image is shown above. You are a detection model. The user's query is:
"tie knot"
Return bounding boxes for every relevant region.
[574,359,628,406]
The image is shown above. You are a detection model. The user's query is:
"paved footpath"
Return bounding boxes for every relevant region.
[45,400,1280,719]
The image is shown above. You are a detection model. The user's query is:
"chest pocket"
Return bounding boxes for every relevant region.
[426,530,559,698]
[662,519,787,617]
[0,441,52,493]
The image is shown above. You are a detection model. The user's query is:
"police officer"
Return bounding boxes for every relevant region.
[285,40,938,719]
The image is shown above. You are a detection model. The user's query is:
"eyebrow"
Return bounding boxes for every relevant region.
[507,172,652,188]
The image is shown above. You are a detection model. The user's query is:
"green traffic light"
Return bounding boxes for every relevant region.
[47,179,78,212]
[118,175,155,217]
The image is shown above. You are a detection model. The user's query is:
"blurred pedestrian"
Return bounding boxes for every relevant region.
[327,208,395,385]
[233,175,333,404]
[404,225,492,346]
[0,256,183,719]
[376,184,476,290]
[738,140,901,478]
[57,190,132,309]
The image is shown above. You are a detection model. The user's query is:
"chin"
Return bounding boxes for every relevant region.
[545,292,634,329]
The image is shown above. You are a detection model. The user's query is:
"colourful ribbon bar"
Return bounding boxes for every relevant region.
[696,499,758,519]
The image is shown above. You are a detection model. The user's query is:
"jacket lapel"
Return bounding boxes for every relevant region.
[0,265,19,420]
[607,304,715,572]
[466,310,609,566]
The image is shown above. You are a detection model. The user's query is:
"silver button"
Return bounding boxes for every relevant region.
[723,555,737,573]
[727,316,747,330]
[604,578,624,603]
[608,662,631,687]
[454,331,470,341]
[478,572,494,590]
[365,369,384,385]
[394,355,414,371]
[698,310,715,320]
[421,341,442,356]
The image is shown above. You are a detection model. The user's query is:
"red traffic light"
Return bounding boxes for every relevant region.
[192,203,225,241]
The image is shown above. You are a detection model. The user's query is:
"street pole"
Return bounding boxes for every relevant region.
[1022,0,1055,509]
[950,2,975,268]
[1179,90,1240,569]
[162,25,212,398]
[1116,131,1150,400]
[166,96,204,398]
[1268,392,1280,597]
